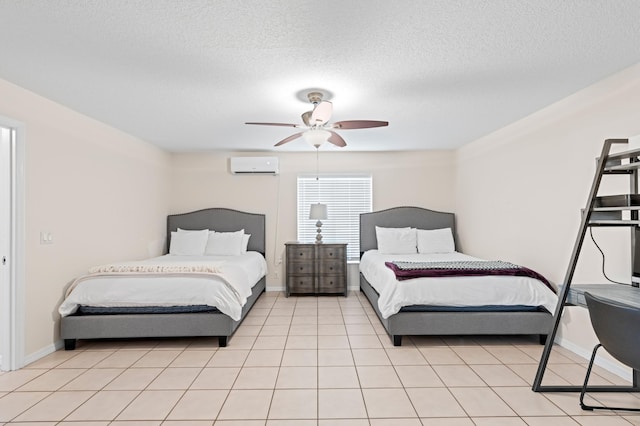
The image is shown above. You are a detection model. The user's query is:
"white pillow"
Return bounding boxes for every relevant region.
[417,228,455,254]
[375,226,417,254]
[205,229,245,256]
[241,233,251,253]
[177,228,209,233]
[169,229,209,255]
[178,228,251,253]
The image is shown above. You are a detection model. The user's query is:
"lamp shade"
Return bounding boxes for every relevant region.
[303,129,331,148]
[309,203,328,220]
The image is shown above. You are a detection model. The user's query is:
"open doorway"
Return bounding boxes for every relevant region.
[0,118,25,371]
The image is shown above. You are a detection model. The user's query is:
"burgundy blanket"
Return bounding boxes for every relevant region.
[385,260,555,293]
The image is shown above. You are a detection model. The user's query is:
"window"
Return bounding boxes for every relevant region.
[297,175,372,261]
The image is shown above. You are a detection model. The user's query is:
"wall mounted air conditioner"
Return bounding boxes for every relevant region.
[229,156,279,175]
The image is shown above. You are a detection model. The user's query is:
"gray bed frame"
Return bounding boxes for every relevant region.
[61,208,266,350]
[359,206,553,346]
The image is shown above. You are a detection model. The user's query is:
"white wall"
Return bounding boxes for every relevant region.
[0,79,172,359]
[169,150,456,289]
[455,63,640,377]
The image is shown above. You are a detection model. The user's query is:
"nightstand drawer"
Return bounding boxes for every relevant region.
[317,260,345,275]
[287,262,314,275]
[317,275,346,293]
[317,245,346,259]
[288,275,315,293]
[289,247,315,261]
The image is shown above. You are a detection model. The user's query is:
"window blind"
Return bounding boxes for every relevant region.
[297,175,372,261]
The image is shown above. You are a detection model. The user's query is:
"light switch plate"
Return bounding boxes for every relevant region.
[40,231,53,244]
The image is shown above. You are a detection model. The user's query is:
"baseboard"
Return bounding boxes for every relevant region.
[265,285,361,293]
[556,336,631,381]
[23,340,64,367]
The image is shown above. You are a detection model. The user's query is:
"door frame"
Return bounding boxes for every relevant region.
[0,115,25,371]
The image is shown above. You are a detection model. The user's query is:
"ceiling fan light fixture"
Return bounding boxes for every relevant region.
[246,88,388,147]
[303,129,331,148]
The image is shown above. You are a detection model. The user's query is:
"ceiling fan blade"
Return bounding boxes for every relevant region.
[245,122,299,127]
[327,131,347,147]
[274,132,305,147]
[333,120,389,129]
[310,101,333,125]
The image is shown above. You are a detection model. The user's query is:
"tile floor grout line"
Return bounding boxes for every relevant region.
[341,295,374,422]
[212,290,275,423]
[55,347,151,423]
[90,345,186,423]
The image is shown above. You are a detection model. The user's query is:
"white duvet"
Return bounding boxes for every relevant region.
[59,252,267,321]
[360,250,558,319]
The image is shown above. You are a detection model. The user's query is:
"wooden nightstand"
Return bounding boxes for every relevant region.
[285,242,347,297]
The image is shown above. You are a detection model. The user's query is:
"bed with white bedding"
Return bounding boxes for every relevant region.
[60,208,267,349]
[359,206,557,346]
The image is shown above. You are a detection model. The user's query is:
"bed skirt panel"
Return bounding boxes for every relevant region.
[61,276,266,347]
[360,273,552,345]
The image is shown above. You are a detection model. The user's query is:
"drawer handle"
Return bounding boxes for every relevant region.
[299,267,304,271]
[329,267,333,271]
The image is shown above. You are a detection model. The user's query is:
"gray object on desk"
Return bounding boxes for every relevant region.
[567,284,640,309]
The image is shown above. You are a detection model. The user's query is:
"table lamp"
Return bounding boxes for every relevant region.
[309,203,328,244]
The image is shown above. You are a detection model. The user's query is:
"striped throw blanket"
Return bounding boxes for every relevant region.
[385,260,554,292]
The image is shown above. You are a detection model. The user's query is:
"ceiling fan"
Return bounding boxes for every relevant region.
[245,91,389,147]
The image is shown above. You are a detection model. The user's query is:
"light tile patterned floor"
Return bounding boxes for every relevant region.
[1,291,640,425]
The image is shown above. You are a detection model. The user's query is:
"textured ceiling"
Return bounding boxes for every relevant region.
[1,0,640,152]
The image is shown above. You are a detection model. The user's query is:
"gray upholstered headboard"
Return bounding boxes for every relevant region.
[359,206,457,256]
[167,208,266,256]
